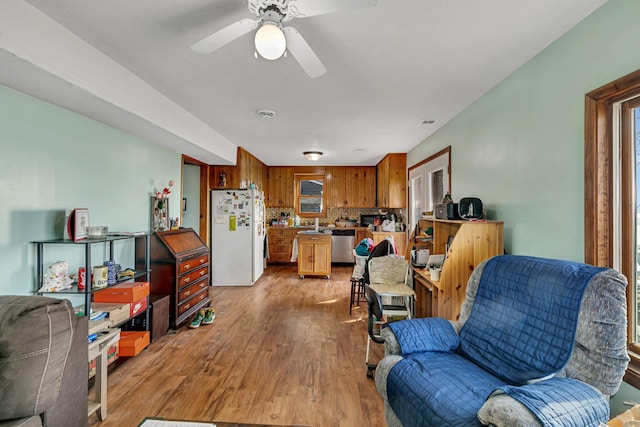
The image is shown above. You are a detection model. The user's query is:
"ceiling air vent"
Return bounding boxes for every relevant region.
[419,119,436,127]
[257,109,276,119]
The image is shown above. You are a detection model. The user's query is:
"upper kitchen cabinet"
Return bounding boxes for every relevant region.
[377,153,407,208]
[348,167,376,207]
[267,167,294,207]
[327,167,376,208]
[209,148,267,193]
[326,167,346,208]
[237,148,268,191]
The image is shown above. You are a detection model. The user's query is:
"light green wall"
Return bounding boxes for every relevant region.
[408,0,640,262]
[0,85,182,297]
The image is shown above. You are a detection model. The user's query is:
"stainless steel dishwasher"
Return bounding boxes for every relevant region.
[331,229,355,263]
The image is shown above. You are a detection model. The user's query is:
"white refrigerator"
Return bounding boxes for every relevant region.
[210,189,265,286]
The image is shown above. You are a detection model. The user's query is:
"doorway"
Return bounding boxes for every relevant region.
[407,147,451,235]
[181,155,210,243]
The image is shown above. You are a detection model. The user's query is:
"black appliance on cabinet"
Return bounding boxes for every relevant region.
[360,214,383,228]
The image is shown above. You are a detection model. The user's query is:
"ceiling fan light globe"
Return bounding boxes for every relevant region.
[255,23,286,60]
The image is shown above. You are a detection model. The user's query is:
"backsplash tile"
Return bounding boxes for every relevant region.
[266,207,404,226]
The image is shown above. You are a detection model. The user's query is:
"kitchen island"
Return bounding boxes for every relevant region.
[296,231,332,279]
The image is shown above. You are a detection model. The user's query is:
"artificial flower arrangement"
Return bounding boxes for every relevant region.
[156,180,174,209]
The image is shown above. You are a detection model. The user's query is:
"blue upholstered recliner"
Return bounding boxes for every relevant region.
[375,255,630,427]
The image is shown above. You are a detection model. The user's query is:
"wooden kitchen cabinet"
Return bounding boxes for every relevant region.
[146,228,211,328]
[355,228,369,246]
[366,230,407,261]
[238,148,267,191]
[267,227,298,264]
[297,233,331,279]
[210,148,268,195]
[348,166,376,207]
[326,167,346,207]
[376,153,406,208]
[327,166,376,208]
[267,167,294,207]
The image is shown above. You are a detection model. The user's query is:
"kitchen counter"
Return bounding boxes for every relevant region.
[266,226,407,264]
[267,226,367,265]
[267,226,368,231]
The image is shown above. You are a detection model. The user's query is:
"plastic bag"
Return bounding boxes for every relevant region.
[39,261,73,292]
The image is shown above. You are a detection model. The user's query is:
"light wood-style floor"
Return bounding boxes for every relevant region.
[89,264,386,427]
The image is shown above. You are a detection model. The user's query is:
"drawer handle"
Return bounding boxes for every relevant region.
[184,277,191,283]
[199,282,205,288]
[184,290,191,297]
[184,303,190,310]
[199,258,205,264]
[184,263,191,270]
[199,270,205,276]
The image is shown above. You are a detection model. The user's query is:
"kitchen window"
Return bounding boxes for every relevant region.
[295,174,326,218]
[585,68,640,387]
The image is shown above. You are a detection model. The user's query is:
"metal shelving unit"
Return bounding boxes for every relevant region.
[32,233,152,421]
[33,234,151,312]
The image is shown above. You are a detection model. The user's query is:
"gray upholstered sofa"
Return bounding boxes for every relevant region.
[375,255,630,426]
[0,296,88,427]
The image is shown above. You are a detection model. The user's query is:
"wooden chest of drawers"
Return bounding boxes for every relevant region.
[143,228,211,328]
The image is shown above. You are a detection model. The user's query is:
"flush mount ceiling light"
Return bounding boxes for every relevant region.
[304,151,323,161]
[254,21,286,60]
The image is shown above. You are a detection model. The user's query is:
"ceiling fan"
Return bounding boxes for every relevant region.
[190,0,377,78]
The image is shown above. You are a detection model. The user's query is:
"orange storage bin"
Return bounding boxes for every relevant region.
[119,331,150,357]
[94,282,150,303]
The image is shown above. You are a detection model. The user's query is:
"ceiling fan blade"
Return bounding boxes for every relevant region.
[287,0,376,18]
[191,19,260,54]
[284,27,327,78]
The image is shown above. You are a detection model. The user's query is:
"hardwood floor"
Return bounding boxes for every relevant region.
[89,264,386,427]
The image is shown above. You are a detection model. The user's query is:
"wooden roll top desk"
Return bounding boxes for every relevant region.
[412,218,504,321]
[142,228,211,328]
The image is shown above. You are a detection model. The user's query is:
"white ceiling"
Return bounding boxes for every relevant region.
[8,0,607,166]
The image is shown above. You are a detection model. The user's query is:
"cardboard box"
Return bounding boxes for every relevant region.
[119,331,150,357]
[94,282,150,303]
[88,342,119,378]
[130,297,147,318]
[91,302,130,327]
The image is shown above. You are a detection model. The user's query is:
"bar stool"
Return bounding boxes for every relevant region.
[350,250,368,314]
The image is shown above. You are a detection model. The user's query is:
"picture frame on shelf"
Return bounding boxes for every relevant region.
[72,208,89,241]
